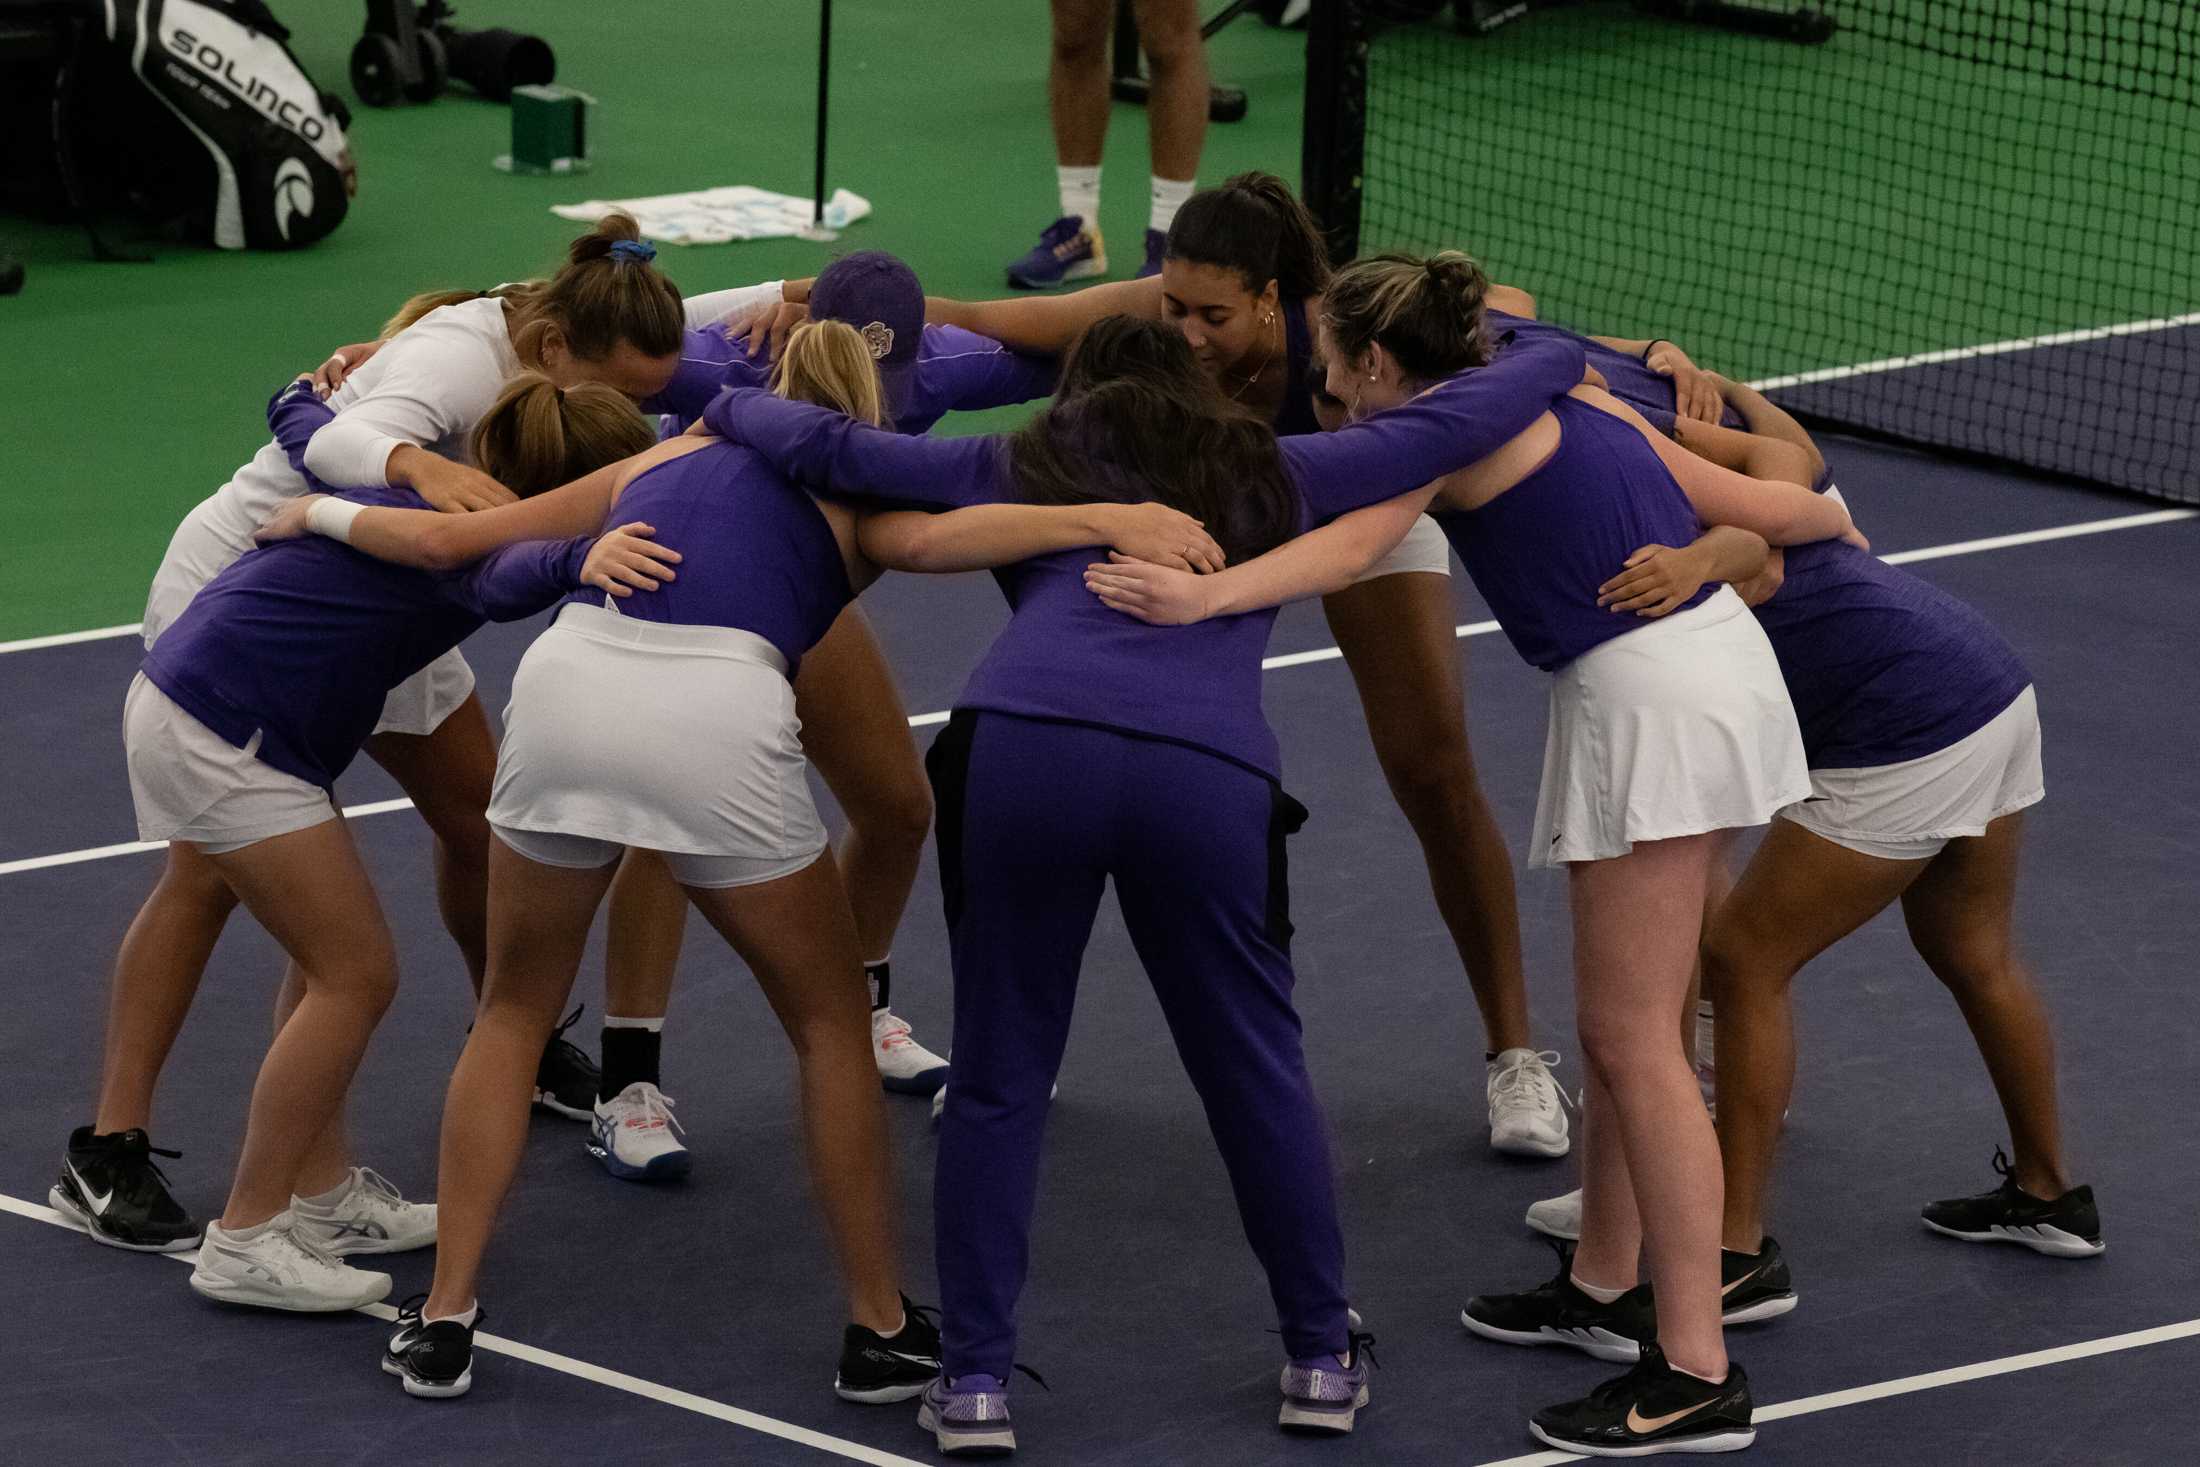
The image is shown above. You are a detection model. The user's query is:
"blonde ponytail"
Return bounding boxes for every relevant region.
[771,320,886,427]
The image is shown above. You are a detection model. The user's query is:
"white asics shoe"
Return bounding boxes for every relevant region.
[1525,1187,1583,1242]
[1488,1048,1571,1157]
[189,1213,392,1311]
[292,1167,436,1256]
[874,1008,950,1096]
[590,1082,691,1181]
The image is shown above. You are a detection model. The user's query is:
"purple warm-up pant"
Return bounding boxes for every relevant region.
[924,710,1351,1381]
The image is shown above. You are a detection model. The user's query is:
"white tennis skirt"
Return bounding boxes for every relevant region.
[1354,513,1453,582]
[487,601,828,879]
[123,673,337,853]
[143,487,475,739]
[1530,587,1810,868]
[1782,685,2043,861]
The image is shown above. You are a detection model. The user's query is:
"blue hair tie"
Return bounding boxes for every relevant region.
[609,239,657,265]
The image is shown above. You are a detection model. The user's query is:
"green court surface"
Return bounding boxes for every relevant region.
[0,1,1307,643]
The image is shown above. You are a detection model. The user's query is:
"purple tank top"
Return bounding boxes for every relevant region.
[576,441,854,677]
[1753,541,2030,768]
[1437,395,1711,671]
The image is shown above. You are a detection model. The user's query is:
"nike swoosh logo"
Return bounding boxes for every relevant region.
[1626,1397,1719,1435]
[66,1160,114,1217]
[1720,1266,1761,1296]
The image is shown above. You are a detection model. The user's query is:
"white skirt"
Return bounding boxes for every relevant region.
[488,601,828,870]
[1530,587,1810,868]
[1782,685,2043,861]
[1354,513,1453,583]
[142,483,475,740]
[122,673,337,852]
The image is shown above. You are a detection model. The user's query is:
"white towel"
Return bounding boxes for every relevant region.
[550,186,871,245]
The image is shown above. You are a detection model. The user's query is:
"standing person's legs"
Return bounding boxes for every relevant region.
[1900,813,2073,1197]
[597,848,684,1100]
[681,851,905,1333]
[1703,818,1924,1252]
[363,692,498,989]
[1567,833,1725,1378]
[1131,0,1209,245]
[89,843,239,1136]
[1111,752,1348,1364]
[1048,0,1114,182]
[422,836,616,1319]
[1323,575,1532,1056]
[928,715,1110,1381]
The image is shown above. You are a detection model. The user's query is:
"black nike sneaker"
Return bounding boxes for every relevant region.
[383,1294,480,1399]
[48,1126,200,1252]
[1720,1235,1798,1324]
[1530,1343,1755,1457]
[1922,1148,2104,1258]
[532,1005,601,1121]
[834,1296,943,1403]
[1461,1243,1654,1362]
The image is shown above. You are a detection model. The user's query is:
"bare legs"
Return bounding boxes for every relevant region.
[425,839,903,1331]
[91,843,237,1136]
[1323,572,1533,1055]
[1567,834,1726,1379]
[1709,812,2072,1252]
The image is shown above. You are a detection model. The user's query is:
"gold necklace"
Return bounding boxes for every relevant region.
[1225,311,1281,403]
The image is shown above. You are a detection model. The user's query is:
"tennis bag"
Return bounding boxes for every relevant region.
[7,0,353,250]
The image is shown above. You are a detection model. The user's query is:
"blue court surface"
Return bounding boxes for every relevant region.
[2,435,2196,1466]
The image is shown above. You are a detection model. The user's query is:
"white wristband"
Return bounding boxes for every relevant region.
[305,496,366,544]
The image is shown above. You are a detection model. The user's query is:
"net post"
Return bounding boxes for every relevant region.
[810,0,834,235]
[1301,0,1367,265]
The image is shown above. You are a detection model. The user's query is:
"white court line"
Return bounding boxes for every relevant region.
[0,622,146,655]
[1746,310,2200,391]
[1470,1316,2200,1467]
[0,1188,932,1466]
[2,506,2193,881]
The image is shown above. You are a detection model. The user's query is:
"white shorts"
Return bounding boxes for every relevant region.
[122,673,337,853]
[143,487,476,739]
[1530,587,1810,868]
[1354,513,1453,583]
[487,602,829,886]
[1781,685,2044,861]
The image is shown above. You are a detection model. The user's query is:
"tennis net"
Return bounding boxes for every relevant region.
[1302,1,2198,501]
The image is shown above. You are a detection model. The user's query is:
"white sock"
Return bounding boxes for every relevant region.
[220,1214,280,1244]
[602,1014,666,1032]
[1149,174,1195,234]
[1571,1273,1627,1304]
[1672,1361,1729,1386]
[1057,165,1101,229]
[294,1173,355,1210]
[425,1301,480,1328]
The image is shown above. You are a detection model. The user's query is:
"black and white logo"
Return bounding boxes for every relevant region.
[273,157,313,242]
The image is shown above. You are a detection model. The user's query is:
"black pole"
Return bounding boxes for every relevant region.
[813,0,832,226]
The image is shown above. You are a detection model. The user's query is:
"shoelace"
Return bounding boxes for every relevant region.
[351,1166,410,1210]
[272,1215,346,1270]
[1491,1050,1565,1110]
[1989,1145,2014,1182]
[546,1004,591,1070]
[104,1135,184,1203]
[875,1012,919,1052]
[1347,1330,1381,1371]
[619,1083,685,1135]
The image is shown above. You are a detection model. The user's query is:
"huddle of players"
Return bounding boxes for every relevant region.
[47,174,2100,1460]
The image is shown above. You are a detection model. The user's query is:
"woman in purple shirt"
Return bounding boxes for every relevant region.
[700,314,1589,1453]
[1086,254,1862,1459]
[80,376,659,1314]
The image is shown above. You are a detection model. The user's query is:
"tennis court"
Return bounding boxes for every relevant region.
[3,3,2195,1463]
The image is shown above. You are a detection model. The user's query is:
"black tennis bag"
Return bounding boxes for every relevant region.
[1,0,352,251]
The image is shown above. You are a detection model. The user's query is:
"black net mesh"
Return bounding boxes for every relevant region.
[1340,0,2198,499]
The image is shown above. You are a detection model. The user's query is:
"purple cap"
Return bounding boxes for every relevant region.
[810,251,923,421]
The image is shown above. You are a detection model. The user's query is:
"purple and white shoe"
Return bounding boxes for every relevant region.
[1004,216,1106,289]
[1278,1330,1375,1434]
[918,1374,1018,1456]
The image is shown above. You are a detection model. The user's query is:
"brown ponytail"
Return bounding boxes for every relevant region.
[1322,250,1493,383]
[468,372,658,498]
[504,212,686,370]
[1164,171,1332,300]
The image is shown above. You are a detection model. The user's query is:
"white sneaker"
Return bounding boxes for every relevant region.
[189,1212,392,1311]
[590,1082,691,1181]
[292,1167,436,1256]
[1525,1187,1583,1242]
[1488,1048,1571,1157]
[874,1008,949,1096]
